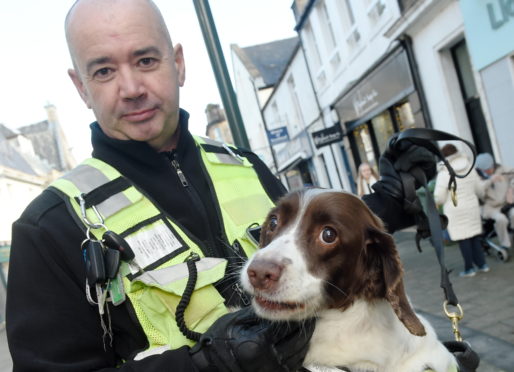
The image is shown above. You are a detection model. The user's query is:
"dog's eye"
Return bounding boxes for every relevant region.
[320,227,337,244]
[269,216,278,231]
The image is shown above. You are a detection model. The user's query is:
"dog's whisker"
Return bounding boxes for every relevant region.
[321,280,348,298]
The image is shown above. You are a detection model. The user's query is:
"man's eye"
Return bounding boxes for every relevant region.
[138,57,157,68]
[93,67,113,80]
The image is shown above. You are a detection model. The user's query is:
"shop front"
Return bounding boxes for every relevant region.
[332,46,427,177]
[275,130,316,190]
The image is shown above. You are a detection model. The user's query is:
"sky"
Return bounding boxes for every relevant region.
[0,0,297,162]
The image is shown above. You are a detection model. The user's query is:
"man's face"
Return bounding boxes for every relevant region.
[67,1,185,151]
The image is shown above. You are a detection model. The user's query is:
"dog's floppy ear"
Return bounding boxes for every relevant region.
[366,226,426,336]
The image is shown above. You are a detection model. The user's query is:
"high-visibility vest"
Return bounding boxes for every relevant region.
[49,136,275,357]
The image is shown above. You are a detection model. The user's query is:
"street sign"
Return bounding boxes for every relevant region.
[267,126,290,145]
[311,125,343,149]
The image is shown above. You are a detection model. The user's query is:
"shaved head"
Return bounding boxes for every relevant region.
[65,0,173,72]
[64,0,186,151]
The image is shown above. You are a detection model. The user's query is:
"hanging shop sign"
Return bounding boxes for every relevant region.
[311,125,343,149]
[266,126,290,145]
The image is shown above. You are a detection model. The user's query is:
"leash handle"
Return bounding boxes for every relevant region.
[388,128,477,306]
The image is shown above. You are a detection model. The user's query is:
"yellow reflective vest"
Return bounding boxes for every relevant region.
[50,136,276,357]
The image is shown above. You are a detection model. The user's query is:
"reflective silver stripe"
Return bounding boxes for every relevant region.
[200,136,220,146]
[198,137,244,165]
[61,164,132,219]
[216,152,242,165]
[135,257,226,286]
[133,345,169,360]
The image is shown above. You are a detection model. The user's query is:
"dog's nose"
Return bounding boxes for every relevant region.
[247,259,283,291]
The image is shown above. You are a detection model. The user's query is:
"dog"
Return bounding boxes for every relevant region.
[240,188,457,372]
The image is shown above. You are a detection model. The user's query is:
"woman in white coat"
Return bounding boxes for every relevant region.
[434,144,489,277]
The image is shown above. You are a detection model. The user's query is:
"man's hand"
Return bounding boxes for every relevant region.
[373,134,437,203]
[190,306,315,372]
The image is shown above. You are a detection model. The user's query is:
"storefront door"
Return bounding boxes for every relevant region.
[451,40,493,155]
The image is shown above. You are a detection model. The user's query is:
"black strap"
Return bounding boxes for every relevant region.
[443,341,480,372]
[73,177,132,208]
[412,167,459,305]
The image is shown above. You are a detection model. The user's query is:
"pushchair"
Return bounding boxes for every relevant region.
[480,204,513,262]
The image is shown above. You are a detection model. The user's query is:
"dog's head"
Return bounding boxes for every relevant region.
[240,188,425,336]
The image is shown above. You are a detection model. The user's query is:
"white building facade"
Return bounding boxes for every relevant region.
[231,0,510,191]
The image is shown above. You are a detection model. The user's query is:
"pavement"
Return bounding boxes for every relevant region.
[395,228,514,372]
[0,228,512,371]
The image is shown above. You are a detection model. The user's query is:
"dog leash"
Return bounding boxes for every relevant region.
[388,128,480,371]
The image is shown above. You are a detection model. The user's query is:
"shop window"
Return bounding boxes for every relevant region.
[394,101,416,131]
[353,124,377,170]
[371,111,394,154]
[286,169,304,191]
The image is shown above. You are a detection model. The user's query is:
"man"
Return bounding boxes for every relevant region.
[476,152,514,250]
[6,1,433,371]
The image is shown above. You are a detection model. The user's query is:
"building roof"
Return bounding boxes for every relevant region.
[0,132,38,175]
[233,37,299,88]
[0,123,17,140]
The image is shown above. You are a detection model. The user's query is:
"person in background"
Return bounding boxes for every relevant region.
[475,152,514,250]
[356,162,379,197]
[434,144,488,277]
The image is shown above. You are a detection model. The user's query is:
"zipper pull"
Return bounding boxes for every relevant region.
[171,159,189,187]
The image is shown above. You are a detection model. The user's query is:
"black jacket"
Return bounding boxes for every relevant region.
[6,110,411,371]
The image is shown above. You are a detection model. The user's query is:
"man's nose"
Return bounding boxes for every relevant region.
[118,67,146,101]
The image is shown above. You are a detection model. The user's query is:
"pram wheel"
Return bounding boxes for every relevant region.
[497,248,509,262]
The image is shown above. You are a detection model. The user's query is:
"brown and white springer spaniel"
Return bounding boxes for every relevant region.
[240,189,456,372]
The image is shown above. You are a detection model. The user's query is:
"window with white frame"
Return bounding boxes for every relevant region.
[271,101,282,128]
[303,21,322,70]
[342,0,356,31]
[365,0,386,24]
[316,0,337,52]
[337,0,360,48]
[287,75,304,135]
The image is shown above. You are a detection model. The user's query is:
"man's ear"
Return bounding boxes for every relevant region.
[173,43,186,87]
[68,69,91,108]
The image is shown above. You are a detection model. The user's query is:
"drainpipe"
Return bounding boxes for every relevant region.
[193,0,250,149]
[398,34,433,129]
[252,83,279,174]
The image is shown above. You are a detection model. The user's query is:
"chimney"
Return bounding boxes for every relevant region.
[205,104,226,126]
[45,103,59,124]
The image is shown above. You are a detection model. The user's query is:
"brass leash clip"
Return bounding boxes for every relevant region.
[443,301,464,342]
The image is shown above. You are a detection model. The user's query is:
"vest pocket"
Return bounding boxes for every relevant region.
[126,258,229,349]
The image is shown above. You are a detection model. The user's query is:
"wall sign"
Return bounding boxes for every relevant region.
[461,0,514,70]
[311,125,343,149]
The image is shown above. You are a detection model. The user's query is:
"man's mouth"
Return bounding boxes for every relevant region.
[254,295,305,311]
[122,108,157,122]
